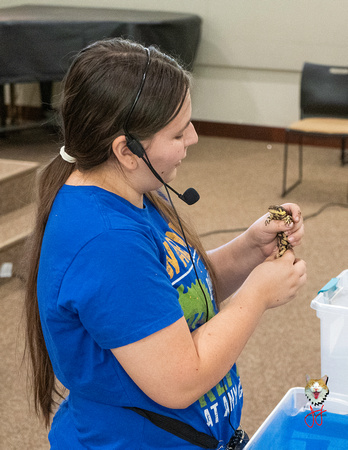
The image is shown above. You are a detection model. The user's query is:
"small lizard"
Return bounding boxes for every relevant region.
[265,205,293,257]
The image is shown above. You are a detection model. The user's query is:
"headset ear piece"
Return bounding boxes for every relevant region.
[126,136,145,158]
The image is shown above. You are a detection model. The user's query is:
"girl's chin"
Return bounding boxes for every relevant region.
[162,169,178,184]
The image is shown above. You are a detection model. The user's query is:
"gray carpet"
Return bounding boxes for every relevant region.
[0,129,347,448]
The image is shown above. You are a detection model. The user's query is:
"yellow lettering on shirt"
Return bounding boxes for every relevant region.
[164,227,191,280]
[164,241,179,279]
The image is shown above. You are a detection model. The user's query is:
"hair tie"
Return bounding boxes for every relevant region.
[60,146,77,163]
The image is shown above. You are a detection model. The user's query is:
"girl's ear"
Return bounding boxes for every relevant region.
[111,135,139,171]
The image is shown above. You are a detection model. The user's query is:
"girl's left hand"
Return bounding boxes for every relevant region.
[248,203,304,258]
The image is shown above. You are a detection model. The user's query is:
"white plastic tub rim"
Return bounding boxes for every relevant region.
[245,387,348,448]
[311,269,348,316]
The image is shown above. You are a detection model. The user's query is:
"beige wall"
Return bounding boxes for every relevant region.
[2,0,348,127]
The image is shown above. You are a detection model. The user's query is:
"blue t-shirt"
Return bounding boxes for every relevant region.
[37,185,243,449]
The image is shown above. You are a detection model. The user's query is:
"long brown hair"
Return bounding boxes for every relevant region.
[24,38,217,427]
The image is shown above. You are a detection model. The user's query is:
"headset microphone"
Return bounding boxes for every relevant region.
[142,151,200,205]
[176,187,200,206]
[123,47,200,206]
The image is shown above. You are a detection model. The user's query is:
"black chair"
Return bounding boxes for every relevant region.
[282,62,348,197]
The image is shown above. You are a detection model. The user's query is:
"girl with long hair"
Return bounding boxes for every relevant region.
[24,38,306,449]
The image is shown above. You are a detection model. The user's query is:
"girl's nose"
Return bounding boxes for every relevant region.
[184,122,198,147]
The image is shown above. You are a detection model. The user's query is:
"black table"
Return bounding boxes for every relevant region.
[0,4,201,131]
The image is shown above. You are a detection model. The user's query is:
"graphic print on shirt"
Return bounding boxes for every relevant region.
[198,369,243,428]
[163,225,216,330]
[163,225,243,429]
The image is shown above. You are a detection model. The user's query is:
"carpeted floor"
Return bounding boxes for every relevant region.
[0,128,347,449]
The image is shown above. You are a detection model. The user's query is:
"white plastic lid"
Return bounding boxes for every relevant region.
[311,270,348,315]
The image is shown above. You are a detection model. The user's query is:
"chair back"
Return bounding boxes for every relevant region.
[300,62,348,119]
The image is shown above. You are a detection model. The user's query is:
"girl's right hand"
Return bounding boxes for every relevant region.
[242,250,307,310]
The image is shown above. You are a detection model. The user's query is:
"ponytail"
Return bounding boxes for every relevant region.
[24,156,74,427]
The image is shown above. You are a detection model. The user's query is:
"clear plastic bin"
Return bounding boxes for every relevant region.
[245,271,348,449]
[310,269,348,396]
[245,387,348,449]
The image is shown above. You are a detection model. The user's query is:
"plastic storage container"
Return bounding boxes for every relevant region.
[310,269,348,396]
[245,387,348,449]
